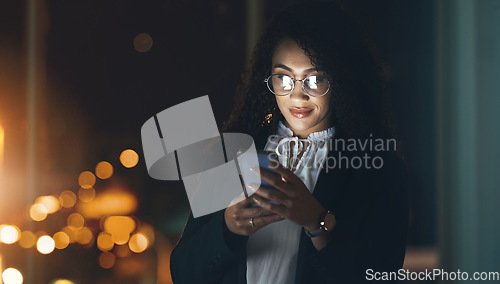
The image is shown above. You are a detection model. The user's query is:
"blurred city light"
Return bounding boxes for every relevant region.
[120,149,139,168]
[78,187,96,202]
[98,252,116,269]
[18,231,36,248]
[37,235,55,254]
[61,227,77,243]
[97,232,114,252]
[114,244,132,258]
[75,227,93,245]
[77,188,138,218]
[59,190,77,208]
[129,233,148,253]
[0,124,4,185]
[2,267,23,284]
[139,223,155,247]
[67,213,84,230]
[35,195,60,214]
[104,216,135,245]
[95,161,113,179]
[78,171,96,189]
[53,231,70,249]
[133,33,153,53]
[29,203,48,221]
[0,225,20,244]
[52,279,75,284]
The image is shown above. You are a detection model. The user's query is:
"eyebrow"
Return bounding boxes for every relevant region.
[273,63,318,74]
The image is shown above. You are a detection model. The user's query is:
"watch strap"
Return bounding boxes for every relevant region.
[304,227,327,238]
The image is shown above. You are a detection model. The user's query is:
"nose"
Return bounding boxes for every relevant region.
[289,80,309,102]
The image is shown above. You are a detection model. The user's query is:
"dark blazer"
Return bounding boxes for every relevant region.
[170,150,409,283]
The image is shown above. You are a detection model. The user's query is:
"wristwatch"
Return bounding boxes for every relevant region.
[304,210,336,238]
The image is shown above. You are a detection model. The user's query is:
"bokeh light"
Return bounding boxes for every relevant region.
[0,225,20,244]
[52,279,76,284]
[77,188,138,218]
[78,171,96,189]
[139,223,155,247]
[53,231,70,249]
[98,252,116,269]
[2,268,23,284]
[120,149,139,168]
[78,187,96,202]
[104,216,135,245]
[114,244,132,258]
[36,235,55,254]
[75,227,93,245]
[59,190,77,208]
[67,213,84,230]
[129,233,148,253]
[133,33,153,53]
[29,203,48,221]
[35,195,60,214]
[61,227,77,243]
[95,161,113,179]
[18,231,36,248]
[97,232,114,252]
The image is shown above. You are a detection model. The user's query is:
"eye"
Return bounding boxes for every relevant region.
[278,75,294,90]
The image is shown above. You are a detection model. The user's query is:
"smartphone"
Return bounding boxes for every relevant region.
[236,150,281,207]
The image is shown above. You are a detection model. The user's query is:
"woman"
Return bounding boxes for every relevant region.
[170,2,408,283]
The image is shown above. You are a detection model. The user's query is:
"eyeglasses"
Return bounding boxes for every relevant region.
[264,74,330,97]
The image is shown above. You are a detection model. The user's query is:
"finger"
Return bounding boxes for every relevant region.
[272,162,302,184]
[252,195,287,217]
[258,168,293,195]
[228,192,248,207]
[233,196,253,208]
[252,187,290,207]
[254,213,286,228]
[235,206,271,219]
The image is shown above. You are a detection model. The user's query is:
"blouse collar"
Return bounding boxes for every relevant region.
[276,121,335,141]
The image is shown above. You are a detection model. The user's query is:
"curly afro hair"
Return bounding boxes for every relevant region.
[223,1,395,149]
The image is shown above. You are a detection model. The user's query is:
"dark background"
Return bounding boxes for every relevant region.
[4,0,499,283]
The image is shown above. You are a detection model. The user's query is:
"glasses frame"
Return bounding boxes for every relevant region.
[264,74,330,97]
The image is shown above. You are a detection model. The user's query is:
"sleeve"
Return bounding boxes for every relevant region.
[170,209,249,283]
[299,153,409,283]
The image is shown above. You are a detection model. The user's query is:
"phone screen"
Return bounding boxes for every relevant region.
[237,150,281,206]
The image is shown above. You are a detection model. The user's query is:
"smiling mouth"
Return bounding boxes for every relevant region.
[289,108,313,119]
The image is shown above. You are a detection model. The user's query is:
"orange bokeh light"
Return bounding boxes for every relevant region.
[98,252,116,269]
[95,161,113,179]
[59,190,77,208]
[78,171,96,189]
[30,203,48,221]
[129,233,148,253]
[120,149,139,168]
[67,213,85,230]
[78,187,96,202]
[53,231,70,249]
[37,235,55,254]
[18,231,36,248]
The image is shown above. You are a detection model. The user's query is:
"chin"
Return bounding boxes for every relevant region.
[286,117,319,134]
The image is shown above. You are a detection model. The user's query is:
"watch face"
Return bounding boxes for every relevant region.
[323,213,336,231]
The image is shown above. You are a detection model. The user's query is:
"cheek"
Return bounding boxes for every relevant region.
[313,97,331,115]
[275,97,287,112]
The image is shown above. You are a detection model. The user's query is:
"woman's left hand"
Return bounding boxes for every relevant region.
[249,161,325,231]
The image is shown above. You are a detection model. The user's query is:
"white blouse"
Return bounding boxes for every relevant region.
[246,121,335,284]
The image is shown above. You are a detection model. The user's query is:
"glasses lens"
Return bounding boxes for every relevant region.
[268,74,294,96]
[304,75,329,97]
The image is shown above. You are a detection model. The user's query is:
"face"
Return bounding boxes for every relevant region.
[271,38,332,138]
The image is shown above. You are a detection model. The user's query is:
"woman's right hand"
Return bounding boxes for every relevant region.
[224,197,285,236]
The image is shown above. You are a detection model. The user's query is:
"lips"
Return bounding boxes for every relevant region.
[289,108,313,119]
